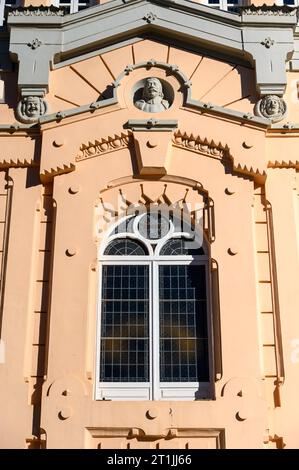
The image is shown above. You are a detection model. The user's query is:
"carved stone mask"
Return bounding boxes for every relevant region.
[265,97,280,116]
[255,94,287,123]
[24,96,41,117]
[16,95,48,123]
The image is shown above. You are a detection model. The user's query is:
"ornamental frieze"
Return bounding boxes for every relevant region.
[172,131,230,160]
[76,133,133,162]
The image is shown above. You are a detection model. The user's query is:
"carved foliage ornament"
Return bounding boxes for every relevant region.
[16,96,48,123]
[255,95,287,123]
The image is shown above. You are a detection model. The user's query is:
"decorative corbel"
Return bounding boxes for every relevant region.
[126,119,178,176]
[240,6,296,97]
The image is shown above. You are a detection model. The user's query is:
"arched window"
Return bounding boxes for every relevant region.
[95,210,214,400]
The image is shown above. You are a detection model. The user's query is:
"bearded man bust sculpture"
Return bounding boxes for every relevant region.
[134,77,169,113]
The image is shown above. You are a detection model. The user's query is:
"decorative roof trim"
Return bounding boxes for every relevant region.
[7,1,242,25]
[240,4,297,17]
[8,1,298,26]
[8,5,65,16]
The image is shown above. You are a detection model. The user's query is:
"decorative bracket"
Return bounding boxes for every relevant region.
[126,119,178,132]
[126,119,178,176]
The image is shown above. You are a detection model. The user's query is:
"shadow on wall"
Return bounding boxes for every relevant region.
[1,71,18,109]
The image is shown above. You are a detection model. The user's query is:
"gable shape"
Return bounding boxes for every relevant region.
[7,1,296,97]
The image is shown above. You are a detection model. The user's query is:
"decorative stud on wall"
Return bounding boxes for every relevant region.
[68,185,80,195]
[65,248,77,257]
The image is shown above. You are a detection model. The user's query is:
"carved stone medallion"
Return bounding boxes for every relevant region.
[255,95,287,123]
[16,96,48,123]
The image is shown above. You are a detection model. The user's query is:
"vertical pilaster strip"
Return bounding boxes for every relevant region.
[27,182,55,448]
[253,184,283,412]
[0,170,13,340]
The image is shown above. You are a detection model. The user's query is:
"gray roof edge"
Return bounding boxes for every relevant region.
[6,0,242,28]
[7,1,298,28]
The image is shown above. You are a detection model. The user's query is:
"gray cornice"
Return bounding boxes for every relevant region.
[7,0,298,97]
[36,60,270,130]
[36,98,270,129]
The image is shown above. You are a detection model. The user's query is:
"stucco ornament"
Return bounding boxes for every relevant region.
[255,95,287,122]
[16,96,48,123]
[134,77,169,113]
[27,38,42,50]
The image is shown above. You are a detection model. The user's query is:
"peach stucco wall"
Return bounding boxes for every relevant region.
[47,40,256,115]
[0,32,298,449]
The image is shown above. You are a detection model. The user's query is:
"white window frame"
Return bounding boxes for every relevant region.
[52,0,94,14]
[201,0,244,12]
[95,214,214,401]
[0,0,21,27]
[276,0,298,6]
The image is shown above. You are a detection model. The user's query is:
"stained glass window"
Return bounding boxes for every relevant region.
[98,212,211,399]
[100,265,149,382]
[104,238,147,256]
[159,265,209,382]
[160,238,205,256]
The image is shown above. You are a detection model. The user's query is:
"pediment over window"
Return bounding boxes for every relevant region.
[47,39,257,116]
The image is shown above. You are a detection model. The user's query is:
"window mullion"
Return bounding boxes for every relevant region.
[221,0,227,10]
[70,0,78,14]
[151,261,160,400]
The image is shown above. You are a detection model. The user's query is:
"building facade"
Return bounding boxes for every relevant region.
[0,0,299,449]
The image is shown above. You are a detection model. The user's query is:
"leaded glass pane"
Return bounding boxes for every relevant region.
[104,238,147,256]
[100,265,149,382]
[112,217,134,235]
[159,265,209,382]
[160,238,205,256]
[138,213,169,240]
